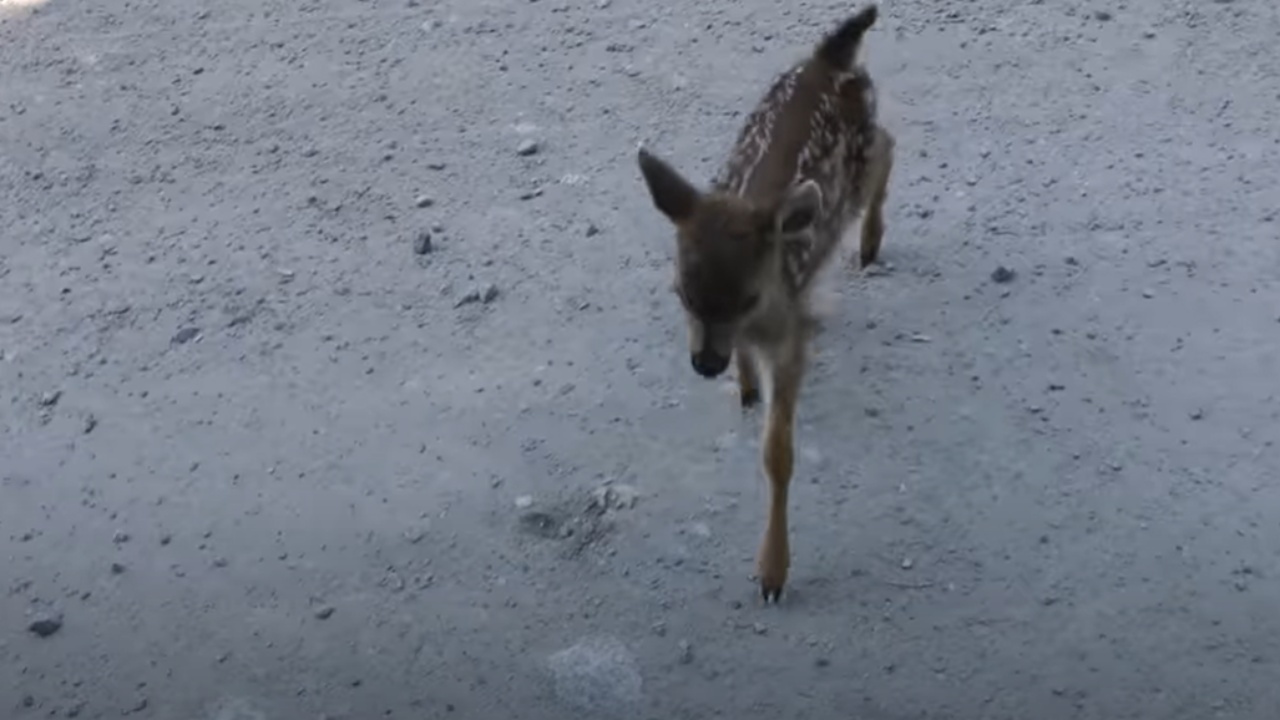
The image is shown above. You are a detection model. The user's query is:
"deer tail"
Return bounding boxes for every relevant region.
[814,4,879,70]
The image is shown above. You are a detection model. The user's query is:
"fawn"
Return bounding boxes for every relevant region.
[636,4,894,601]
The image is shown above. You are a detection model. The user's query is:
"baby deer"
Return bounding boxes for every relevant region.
[636,4,894,601]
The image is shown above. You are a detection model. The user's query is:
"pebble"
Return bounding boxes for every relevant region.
[314,605,335,620]
[516,139,539,156]
[112,530,130,544]
[39,390,62,407]
[415,194,434,208]
[990,265,1016,284]
[454,283,501,308]
[547,635,643,715]
[1094,9,1113,21]
[28,610,64,638]
[110,562,126,575]
[677,639,693,664]
[413,231,433,255]
[901,557,915,570]
[590,483,640,511]
[1142,288,1155,299]
[172,327,200,344]
[514,495,534,509]
[83,414,97,434]
[585,223,600,237]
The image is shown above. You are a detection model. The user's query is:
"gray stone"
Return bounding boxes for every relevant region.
[28,610,64,638]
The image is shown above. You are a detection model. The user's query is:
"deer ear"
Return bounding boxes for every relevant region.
[637,147,700,223]
[774,180,823,236]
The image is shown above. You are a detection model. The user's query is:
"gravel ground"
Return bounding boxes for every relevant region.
[3,0,1280,718]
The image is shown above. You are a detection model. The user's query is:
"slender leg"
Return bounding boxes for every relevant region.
[757,339,805,602]
[735,344,760,409]
[859,126,895,269]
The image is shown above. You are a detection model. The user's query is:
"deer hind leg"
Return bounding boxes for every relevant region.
[735,343,760,409]
[859,125,895,269]
[756,337,805,602]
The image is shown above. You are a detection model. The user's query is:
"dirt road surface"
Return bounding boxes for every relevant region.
[4,0,1280,718]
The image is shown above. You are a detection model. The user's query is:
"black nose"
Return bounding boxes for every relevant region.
[691,350,729,378]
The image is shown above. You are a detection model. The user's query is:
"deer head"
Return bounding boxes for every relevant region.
[637,147,823,378]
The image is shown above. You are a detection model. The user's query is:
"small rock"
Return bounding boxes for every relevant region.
[815,657,830,667]
[590,483,641,511]
[547,635,643,715]
[159,534,172,546]
[455,283,500,308]
[1141,288,1155,299]
[1189,408,1204,421]
[901,557,915,570]
[413,231,433,255]
[127,698,148,714]
[172,327,200,344]
[110,562,126,575]
[1094,9,1113,21]
[752,622,767,635]
[515,495,534,509]
[677,639,693,664]
[21,695,34,708]
[650,621,666,636]
[212,556,228,568]
[585,223,600,237]
[39,390,62,407]
[516,139,539,156]
[28,611,64,637]
[314,605,335,620]
[990,265,1016,284]
[83,414,97,434]
[112,530,130,544]
[414,194,434,208]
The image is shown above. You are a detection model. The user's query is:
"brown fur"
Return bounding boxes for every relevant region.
[636,4,894,601]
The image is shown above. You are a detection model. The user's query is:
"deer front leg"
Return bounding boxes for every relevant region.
[757,339,805,602]
[859,126,895,269]
[735,344,760,409]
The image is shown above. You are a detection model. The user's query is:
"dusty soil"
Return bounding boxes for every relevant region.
[4,0,1280,718]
